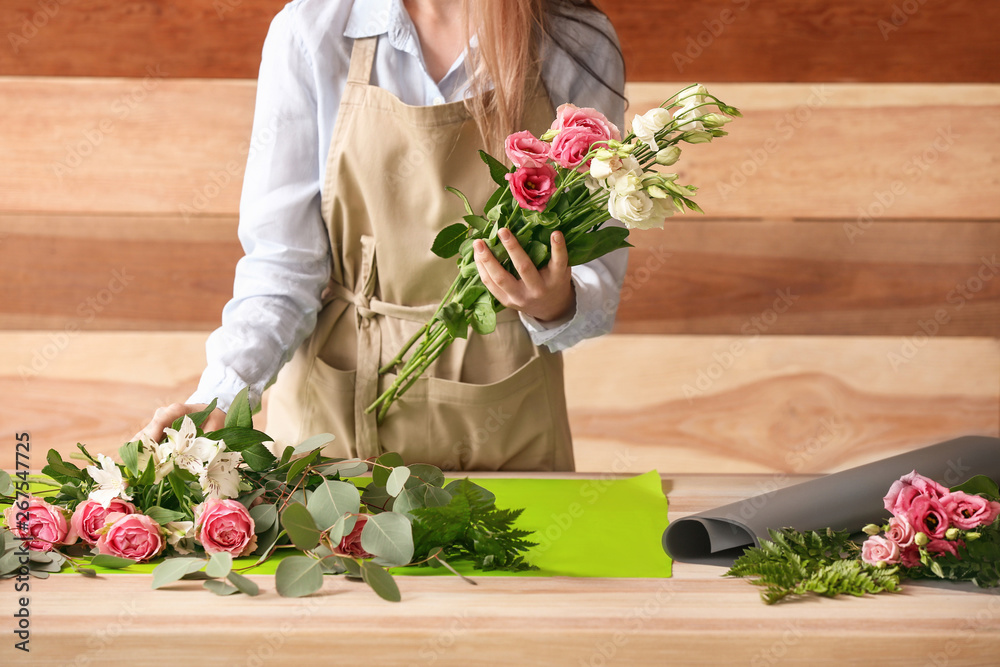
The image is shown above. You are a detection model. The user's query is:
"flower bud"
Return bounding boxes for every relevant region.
[540,128,559,142]
[914,531,929,546]
[709,129,729,137]
[646,185,668,199]
[965,532,981,541]
[862,524,881,536]
[701,113,732,129]
[945,527,961,540]
[655,145,681,166]
[681,130,713,144]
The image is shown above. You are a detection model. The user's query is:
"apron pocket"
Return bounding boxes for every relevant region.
[378,354,556,471]
[306,357,359,459]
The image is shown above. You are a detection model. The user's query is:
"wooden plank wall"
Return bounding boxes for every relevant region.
[1,1,997,474]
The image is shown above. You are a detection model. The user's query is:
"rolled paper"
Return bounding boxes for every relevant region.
[663,435,1000,566]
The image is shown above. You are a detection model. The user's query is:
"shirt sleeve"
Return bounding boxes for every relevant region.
[521,11,628,352]
[188,6,331,412]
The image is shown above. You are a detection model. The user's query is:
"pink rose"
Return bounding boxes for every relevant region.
[505,130,549,168]
[71,498,137,546]
[941,491,1000,529]
[95,513,164,562]
[905,495,950,539]
[884,515,915,548]
[899,545,922,568]
[883,470,949,515]
[505,163,558,211]
[551,103,621,142]
[861,535,901,566]
[3,496,77,552]
[337,514,374,559]
[925,538,963,559]
[195,498,257,557]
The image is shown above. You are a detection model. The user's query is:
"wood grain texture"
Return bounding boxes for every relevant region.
[4,79,998,221]
[10,474,1000,667]
[563,335,1000,474]
[4,332,996,476]
[1,1,997,82]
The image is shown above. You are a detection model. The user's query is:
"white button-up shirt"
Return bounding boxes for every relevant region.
[190,0,629,411]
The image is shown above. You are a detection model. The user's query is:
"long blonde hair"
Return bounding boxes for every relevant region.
[463,0,623,155]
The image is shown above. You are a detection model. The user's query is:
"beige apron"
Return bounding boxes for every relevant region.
[265,37,574,472]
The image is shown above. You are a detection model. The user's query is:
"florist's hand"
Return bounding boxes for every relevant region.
[137,403,227,443]
[474,229,575,323]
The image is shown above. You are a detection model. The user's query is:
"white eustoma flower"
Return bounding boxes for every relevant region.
[162,415,223,476]
[198,446,243,500]
[673,84,710,133]
[86,454,132,509]
[631,107,673,152]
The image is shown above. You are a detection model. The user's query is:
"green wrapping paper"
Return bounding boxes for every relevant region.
[19,471,671,579]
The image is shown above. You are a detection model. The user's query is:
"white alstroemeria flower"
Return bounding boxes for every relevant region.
[86,454,132,509]
[198,446,243,500]
[164,520,196,554]
[162,415,223,476]
[631,107,673,152]
[136,432,175,482]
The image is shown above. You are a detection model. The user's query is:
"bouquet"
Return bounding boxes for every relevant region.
[726,471,1000,604]
[366,84,740,422]
[0,389,536,601]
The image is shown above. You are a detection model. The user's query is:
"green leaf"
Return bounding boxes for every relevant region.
[225,387,253,429]
[204,427,273,451]
[185,398,219,429]
[408,464,445,488]
[118,441,140,477]
[144,506,188,525]
[249,503,278,534]
[437,302,468,340]
[951,475,1000,500]
[292,433,336,455]
[361,560,402,602]
[203,579,239,596]
[339,556,362,578]
[90,554,137,569]
[237,488,267,510]
[308,480,361,532]
[446,186,475,216]
[275,556,323,597]
[316,460,369,478]
[136,450,157,486]
[463,214,489,234]
[360,512,415,567]
[431,222,469,259]
[386,466,411,497]
[166,469,191,504]
[526,240,550,268]
[240,443,278,472]
[480,149,511,187]
[0,470,12,496]
[45,450,84,480]
[360,484,394,513]
[328,513,358,545]
[372,452,405,486]
[566,226,632,267]
[285,448,321,484]
[390,487,424,517]
[151,558,206,589]
[205,551,233,578]
[226,570,260,596]
[470,296,497,336]
[281,503,321,551]
[444,479,495,507]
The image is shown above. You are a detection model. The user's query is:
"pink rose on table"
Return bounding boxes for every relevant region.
[883,470,949,515]
[195,498,257,557]
[904,495,950,539]
[95,513,164,562]
[71,498,138,546]
[2,496,77,552]
[884,515,915,548]
[337,514,374,559]
[505,163,558,211]
[941,491,1000,529]
[505,130,549,168]
[861,535,901,566]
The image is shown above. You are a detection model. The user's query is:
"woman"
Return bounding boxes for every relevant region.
[142,0,627,471]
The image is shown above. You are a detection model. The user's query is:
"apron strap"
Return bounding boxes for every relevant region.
[347,37,378,86]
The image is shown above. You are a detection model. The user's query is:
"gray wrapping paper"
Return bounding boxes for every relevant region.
[663,435,1000,566]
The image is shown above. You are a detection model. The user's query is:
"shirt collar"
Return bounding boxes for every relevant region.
[344,0,418,56]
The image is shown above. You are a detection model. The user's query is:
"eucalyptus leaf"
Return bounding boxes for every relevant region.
[316,460,369,479]
[386,466,411,497]
[227,570,260,596]
[390,487,423,517]
[307,480,361,532]
[372,452,405,486]
[151,558,206,589]
[206,551,233,578]
[339,556,362,578]
[360,512,415,567]
[90,554,137,569]
[77,567,97,577]
[286,449,321,484]
[238,488,267,510]
[0,471,12,497]
[249,503,278,534]
[275,556,323,598]
[293,433,336,455]
[361,484,394,513]
[281,503,321,551]
[361,560,402,602]
[328,512,358,545]
[204,579,240,596]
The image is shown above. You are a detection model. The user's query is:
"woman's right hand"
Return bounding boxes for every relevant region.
[138,403,227,444]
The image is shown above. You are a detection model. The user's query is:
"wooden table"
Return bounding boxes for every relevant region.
[6,474,1000,666]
